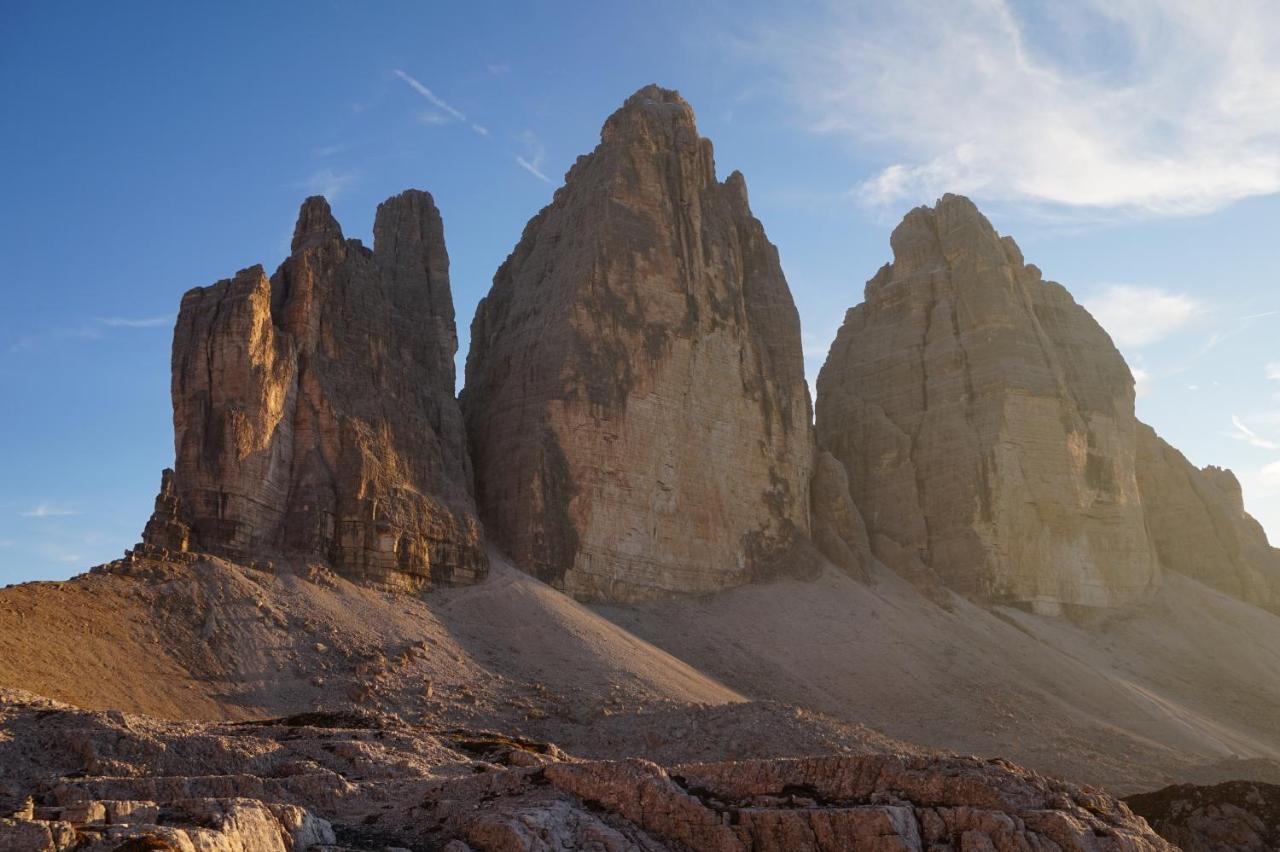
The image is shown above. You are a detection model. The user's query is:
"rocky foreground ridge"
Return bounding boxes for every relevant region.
[0,690,1174,851]
[1125,780,1280,851]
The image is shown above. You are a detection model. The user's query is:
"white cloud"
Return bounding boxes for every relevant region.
[300,168,357,201]
[97,316,171,329]
[393,69,488,137]
[516,132,551,183]
[1131,367,1151,397]
[1083,284,1202,347]
[1260,460,1280,490]
[487,62,510,76]
[1230,414,1280,451]
[755,1,1280,215]
[1267,362,1280,382]
[516,157,550,183]
[19,502,79,518]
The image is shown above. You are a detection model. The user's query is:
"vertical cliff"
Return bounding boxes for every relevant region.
[816,195,1158,611]
[140,192,486,588]
[462,85,816,601]
[1137,424,1280,611]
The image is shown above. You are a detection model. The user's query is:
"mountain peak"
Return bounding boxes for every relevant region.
[290,195,344,253]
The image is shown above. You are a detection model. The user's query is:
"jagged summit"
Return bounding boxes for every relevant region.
[462,85,816,602]
[290,194,344,251]
[137,190,486,588]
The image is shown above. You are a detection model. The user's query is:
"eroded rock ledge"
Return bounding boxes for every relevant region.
[0,690,1172,851]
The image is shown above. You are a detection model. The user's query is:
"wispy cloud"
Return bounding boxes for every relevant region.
[1260,460,1280,490]
[20,502,79,518]
[1083,284,1202,347]
[516,131,551,183]
[97,316,171,329]
[300,168,358,201]
[393,69,488,137]
[516,156,550,183]
[1230,414,1280,451]
[1131,367,1151,397]
[754,1,1280,216]
[487,62,510,76]
[1267,362,1280,382]
[8,314,172,353]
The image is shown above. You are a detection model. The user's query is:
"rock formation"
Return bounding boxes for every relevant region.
[0,690,1174,851]
[462,85,816,601]
[1126,781,1280,852]
[816,194,1158,611]
[809,451,872,581]
[1137,424,1280,612]
[138,191,486,588]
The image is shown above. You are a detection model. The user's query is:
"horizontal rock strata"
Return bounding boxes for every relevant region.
[0,691,1173,851]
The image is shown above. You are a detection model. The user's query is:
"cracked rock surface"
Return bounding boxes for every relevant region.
[139,192,486,590]
[0,690,1172,851]
[462,85,817,602]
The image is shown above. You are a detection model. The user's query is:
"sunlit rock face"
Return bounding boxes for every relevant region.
[462,85,817,602]
[1137,424,1280,612]
[816,194,1159,612]
[140,192,486,588]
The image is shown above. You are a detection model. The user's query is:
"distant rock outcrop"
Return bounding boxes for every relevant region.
[1137,424,1280,612]
[1126,780,1280,851]
[138,192,486,588]
[462,85,816,601]
[816,194,1158,611]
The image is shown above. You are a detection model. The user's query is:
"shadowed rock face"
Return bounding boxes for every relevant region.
[816,194,1158,611]
[1126,781,1280,851]
[1137,424,1280,612]
[462,85,816,602]
[139,192,486,588]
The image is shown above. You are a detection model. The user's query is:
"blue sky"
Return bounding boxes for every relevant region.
[2,1,1277,583]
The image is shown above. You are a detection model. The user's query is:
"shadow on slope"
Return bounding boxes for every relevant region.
[596,563,1280,793]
